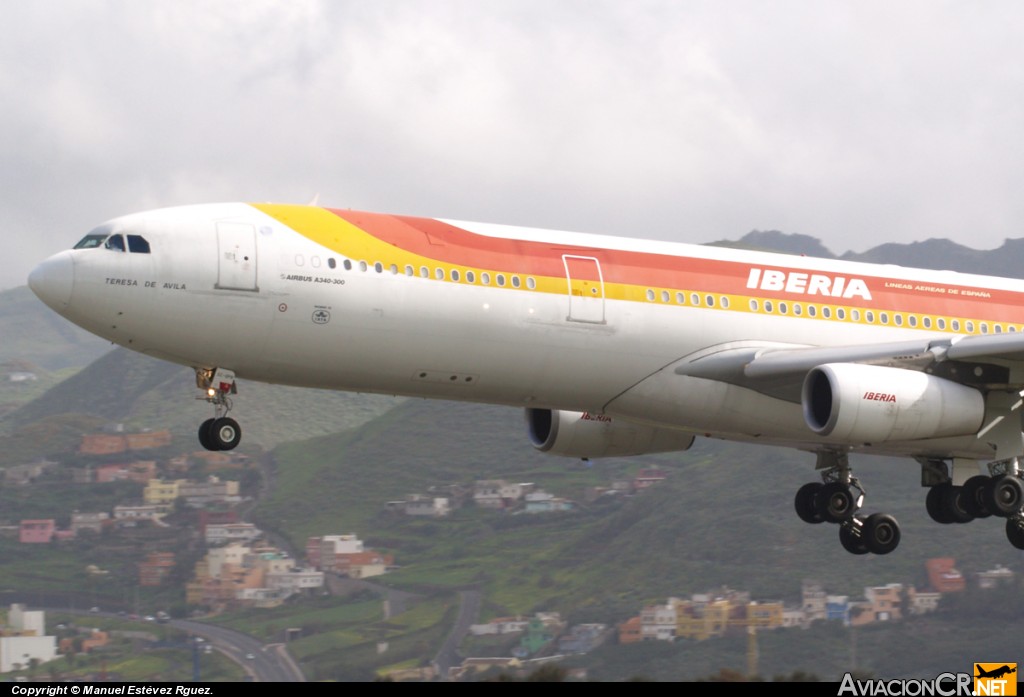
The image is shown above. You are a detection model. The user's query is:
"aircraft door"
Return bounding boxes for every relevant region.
[562,254,605,324]
[215,222,259,292]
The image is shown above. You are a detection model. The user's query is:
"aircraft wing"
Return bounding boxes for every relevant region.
[674,333,1024,403]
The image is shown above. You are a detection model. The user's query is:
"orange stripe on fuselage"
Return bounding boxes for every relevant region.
[259,204,1024,326]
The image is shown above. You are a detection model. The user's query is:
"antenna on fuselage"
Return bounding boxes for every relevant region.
[306,193,320,206]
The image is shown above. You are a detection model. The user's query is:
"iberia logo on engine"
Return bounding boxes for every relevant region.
[974,663,1017,696]
[863,392,896,403]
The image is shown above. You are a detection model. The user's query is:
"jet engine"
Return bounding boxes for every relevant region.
[802,363,985,443]
[526,408,695,458]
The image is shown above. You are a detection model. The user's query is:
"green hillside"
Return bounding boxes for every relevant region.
[252,398,1024,680]
[0,347,402,462]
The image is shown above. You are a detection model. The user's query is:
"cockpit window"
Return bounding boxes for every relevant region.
[105,234,126,252]
[74,234,108,249]
[127,235,151,253]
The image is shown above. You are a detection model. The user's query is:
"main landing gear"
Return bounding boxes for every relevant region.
[921,457,1024,550]
[794,452,901,555]
[195,367,241,451]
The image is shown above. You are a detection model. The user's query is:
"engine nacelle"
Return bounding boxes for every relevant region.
[802,363,985,443]
[526,408,696,458]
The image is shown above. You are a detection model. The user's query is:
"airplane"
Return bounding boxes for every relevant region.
[975,665,1017,679]
[26,202,1024,556]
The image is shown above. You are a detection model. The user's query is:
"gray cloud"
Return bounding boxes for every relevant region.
[4,0,1024,289]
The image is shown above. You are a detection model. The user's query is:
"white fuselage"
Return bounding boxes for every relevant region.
[29,202,1024,461]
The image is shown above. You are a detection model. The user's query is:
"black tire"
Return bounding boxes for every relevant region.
[863,513,901,555]
[816,482,856,523]
[209,417,241,451]
[961,475,992,519]
[1006,519,1024,550]
[985,475,1024,517]
[198,418,217,451]
[941,484,974,524]
[795,483,824,524]
[839,523,869,555]
[925,485,952,524]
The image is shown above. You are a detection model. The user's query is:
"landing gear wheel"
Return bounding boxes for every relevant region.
[795,483,824,524]
[209,417,241,451]
[839,522,869,555]
[985,475,1024,518]
[940,484,974,524]
[925,485,952,524]
[960,475,992,519]
[198,418,217,451]
[1006,519,1024,550]
[816,482,856,523]
[863,513,901,555]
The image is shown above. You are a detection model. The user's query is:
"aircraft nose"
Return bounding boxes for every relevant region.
[28,250,74,312]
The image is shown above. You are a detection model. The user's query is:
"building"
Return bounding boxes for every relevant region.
[825,595,851,625]
[80,430,172,456]
[113,503,171,525]
[206,523,261,546]
[70,512,110,536]
[179,477,241,506]
[0,605,57,673]
[335,551,393,579]
[617,616,643,644]
[144,479,186,505]
[977,565,1015,589]
[390,495,451,517]
[851,584,905,626]
[19,520,55,544]
[187,544,322,610]
[641,600,679,641]
[801,580,827,625]
[138,552,175,587]
[522,491,575,514]
[926,558,966,593]
[473,480,532,509]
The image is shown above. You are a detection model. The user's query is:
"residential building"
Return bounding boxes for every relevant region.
[617,616,643,644]
[206,523,261,546]
[0,605,57,673]
[113,503,171,525]
[851,584,905,625]
[19,520,55,544]
[801,580,828,624]
[70,512,110,536]
[143,479,186,505]
[642,599,680,641]
[825,595,851,625]
[179,477,241,506]
[977,565,1015,590]
[138,552,175,587]
[926,558,966,593]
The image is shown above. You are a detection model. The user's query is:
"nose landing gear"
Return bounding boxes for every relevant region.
[195,368,242,451]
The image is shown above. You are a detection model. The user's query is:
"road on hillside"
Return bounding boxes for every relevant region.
[172,618,305,682]
[434,589,482,678]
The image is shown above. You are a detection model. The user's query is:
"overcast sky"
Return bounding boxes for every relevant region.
[5,0,1024,290]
